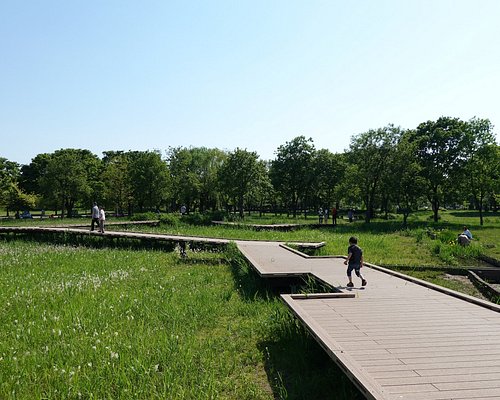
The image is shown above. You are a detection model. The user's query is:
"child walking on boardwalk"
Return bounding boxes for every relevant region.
[344,236,367,287]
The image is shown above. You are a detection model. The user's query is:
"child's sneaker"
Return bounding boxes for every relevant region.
[361,279,367,286]
[346,282,354,288]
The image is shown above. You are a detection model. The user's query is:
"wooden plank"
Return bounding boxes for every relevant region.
[378,372,500,386]
[353,348,500,361]
[383,384,438,394]
[395,387,500,400]
[435,380,500,391]
[416,365,500,377]
[290,293,355,299]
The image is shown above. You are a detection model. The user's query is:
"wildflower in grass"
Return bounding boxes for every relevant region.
[110,351,119,359]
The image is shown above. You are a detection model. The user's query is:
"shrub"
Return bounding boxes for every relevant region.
[159,213,180,227]
[436,229,457,244]
[209,210,227,222]
[129,212,158,221]
[180,212,212,226]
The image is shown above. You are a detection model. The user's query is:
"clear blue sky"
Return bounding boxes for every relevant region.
[1,0,499,165]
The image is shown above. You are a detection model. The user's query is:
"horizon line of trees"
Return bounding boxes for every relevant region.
[1,116,499,225]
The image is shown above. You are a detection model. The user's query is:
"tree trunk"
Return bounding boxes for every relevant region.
[479,194,484,226]
[403,211,409,227]
[430,187,440,222]
[238,195,244,218]
[364,195,372,224]
[432,203,439,222]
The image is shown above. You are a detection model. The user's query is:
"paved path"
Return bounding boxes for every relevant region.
[237,241,500,400]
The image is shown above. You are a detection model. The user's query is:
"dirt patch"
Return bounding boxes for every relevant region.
[443,274,489,301]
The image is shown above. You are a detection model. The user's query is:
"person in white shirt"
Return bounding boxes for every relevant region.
[99,207,106,233]
[91,202,99,231]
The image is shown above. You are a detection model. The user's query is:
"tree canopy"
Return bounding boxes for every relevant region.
[2,116,498,223]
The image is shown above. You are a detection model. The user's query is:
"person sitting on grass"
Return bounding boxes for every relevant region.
[458,226,472,246]
[343,236,367,288]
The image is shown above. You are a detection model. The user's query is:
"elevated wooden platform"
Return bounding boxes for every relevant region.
[238,241,500,400]
[0,226,231,247]
[212,221,301,231]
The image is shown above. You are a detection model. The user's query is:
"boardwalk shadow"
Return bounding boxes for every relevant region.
[226,243,275,301]
[257,311,365,400]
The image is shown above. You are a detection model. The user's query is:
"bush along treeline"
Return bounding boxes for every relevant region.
[0,116,498,225]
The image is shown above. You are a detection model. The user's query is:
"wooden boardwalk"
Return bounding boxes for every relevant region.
[0,226,231,247]
[237,241,500,400]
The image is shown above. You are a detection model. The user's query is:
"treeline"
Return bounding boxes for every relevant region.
[0,116,498,225]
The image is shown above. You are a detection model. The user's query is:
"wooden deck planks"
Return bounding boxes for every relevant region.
[240,242,500,400]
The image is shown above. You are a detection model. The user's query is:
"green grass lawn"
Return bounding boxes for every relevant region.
[0,240,363,400]
[105,210,498,267]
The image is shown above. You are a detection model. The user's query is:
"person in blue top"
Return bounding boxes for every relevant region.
[344,236,367,288]
[458,226,473,246]
[462,226,473,240]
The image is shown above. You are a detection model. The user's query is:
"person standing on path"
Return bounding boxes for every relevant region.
[91,202,99,231]
[347,209,354,223]
[344,236,367,288]
[331,207,337,225]
[99,206,106,233]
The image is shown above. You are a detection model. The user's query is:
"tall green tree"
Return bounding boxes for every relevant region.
[466,143,499,224]
[40,149,101,217]
[102,152,132,215]
[192,147,225,212]
[463,118,498,225]
[167,147,224,213]
[310,149,346,210]
[408,117,469,222]
[348,125,401,223]
[168,147,201,213]
[218,148,262,217]
[270,136,316,217]
[248,160,274,217]
[387,133,425,225]
[0,158,21,216]
[3,182,37,215]
[128,151,169,212]
[19,153,51,196]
